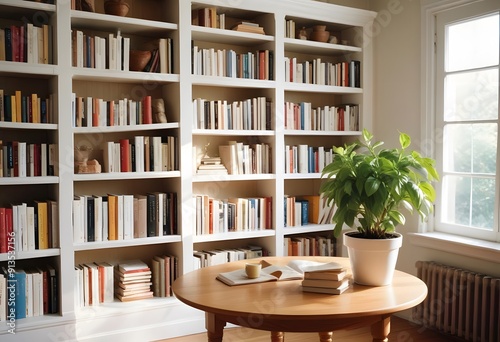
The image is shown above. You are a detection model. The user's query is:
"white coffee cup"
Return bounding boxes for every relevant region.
[245,263,261,279]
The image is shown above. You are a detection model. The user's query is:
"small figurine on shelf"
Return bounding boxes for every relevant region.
[153,98,168,123]
[298,27,308,40]
[75,144,101,174]
[197,143,228,175]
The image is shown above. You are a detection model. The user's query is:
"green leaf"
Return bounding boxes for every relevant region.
[364,176,380,196]
[399,132,411,149]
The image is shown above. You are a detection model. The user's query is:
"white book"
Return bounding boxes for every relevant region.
[95,262,114,303]
[18,142,27,177]
[85,97,93,127]
[26,206,35,251]
[82,265,90,306]
[26,23,34,63]
[116,31,122,71]
[298,144,309,173]
[77,30,84,68]
[74,265,83,308]
[113,142,121,172]
[32,270,43,317]
[154,192,164,237]
[152,136,162,172]
[123,37,130,71]
[26,272,33,317]
[159,38,167,73]
[102,141,114,172]
[123,194,134,239]
[18,203,28,251]
[93,195,103,242]
[73,196,84,243]
[29,144,35,177]
[102,199,108,241]
[108,34,116,70]
[134,136,144,172]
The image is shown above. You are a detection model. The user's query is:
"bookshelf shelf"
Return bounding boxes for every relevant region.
[0,122,57,130]
[284,82,364,93]
[192,129,273,136]
[0,248,60,262]
[0,176,59,185]
[282,224,335,235]
[193,229,275,243]
[284,130,361,136]
[191,25,274,45]
[191,75,276,88]
[73,235,182,251]
[0,0,55,14]
[284,37,362,55]
[73,171,181,182]
[74,122,179,134]
[71,10,178,35]
[0,62,56,76]
[71,68,180,83]
[193,174,275,182]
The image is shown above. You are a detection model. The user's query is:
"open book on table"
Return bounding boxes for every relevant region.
[216,259,345,286]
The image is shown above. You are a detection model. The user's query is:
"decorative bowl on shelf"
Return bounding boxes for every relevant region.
[310,25,330,43]
[129,50,151,72]
[104,0,130,17]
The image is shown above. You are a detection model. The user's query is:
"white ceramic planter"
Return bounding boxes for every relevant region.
[343,231,403,286]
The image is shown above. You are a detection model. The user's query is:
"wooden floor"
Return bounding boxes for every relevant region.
[161,316,465,341]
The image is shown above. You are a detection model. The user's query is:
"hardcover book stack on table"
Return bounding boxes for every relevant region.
[300,263,350,295]
[115,260,154,302]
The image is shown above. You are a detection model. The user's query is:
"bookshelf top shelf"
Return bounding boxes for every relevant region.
[284,38,361,55]
[191,26,274,45]
[193,229,275,243]
[71,10,178,36]
[0,0,55,16]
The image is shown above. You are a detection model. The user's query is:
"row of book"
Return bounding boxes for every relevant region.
[284,57,361,87]
[194,195,273,235]
[218,141,272,175]
[74,262,114,307]
[0,201,58,254]
[114,260,153,302]
[284,235,337,257]
[284,19,299,39]
[285,194,336,226]
[193,97,272,131]
[72,95,156,127]
[0,90,54,124]
[0,265,58,321]
[101,135,177,174]
[151,255,178,298]
[72,192,177,243]
[193,245,266,270]
[284,102,360,132]
[0,141,56,178]
[192,46,274,80]
[71,30,130,70]
[192,7,225,29]
[0,24,52,64]
[284,145,334,174]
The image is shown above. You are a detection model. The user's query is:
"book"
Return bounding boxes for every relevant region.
[216,260,303,286]
[304,269,347,281]
[301,277,349,289]
[301,280,350,295]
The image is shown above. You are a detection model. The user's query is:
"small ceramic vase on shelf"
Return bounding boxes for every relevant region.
[104,0,130,16]
[310,25,330,43]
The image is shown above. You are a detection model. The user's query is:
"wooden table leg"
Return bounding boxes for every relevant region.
[270,331,284,342]
[371,315,391,342]
[205,312,226,342]
[318,331,333,342]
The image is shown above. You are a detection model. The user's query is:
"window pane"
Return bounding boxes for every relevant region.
[442,175,495,229]
[443,123,497,174]
[443,69,498,121]
[446,14,499,72]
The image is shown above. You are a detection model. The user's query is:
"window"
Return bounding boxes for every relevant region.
[432,0,499,241]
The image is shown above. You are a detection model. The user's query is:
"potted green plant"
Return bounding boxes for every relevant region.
[320,129,439,285]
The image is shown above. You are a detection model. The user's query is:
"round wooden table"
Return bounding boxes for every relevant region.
[172,256,427,342]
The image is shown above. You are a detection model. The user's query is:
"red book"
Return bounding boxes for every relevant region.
[142,96,152,124]
[92,98,99,126]
[5,208,13,241]
[0,208,6,253]
[19,25,25,63]
[119,139,130,172]
[41,268,49,314]
[10,25,20,62]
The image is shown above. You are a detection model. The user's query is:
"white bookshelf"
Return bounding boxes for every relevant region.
[0,0,375,340]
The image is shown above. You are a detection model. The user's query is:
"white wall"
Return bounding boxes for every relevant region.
[368,0,500,280]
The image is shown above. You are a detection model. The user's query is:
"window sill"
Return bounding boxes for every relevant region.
[409,232,500,264]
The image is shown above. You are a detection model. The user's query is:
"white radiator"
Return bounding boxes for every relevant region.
[414,261,500,342]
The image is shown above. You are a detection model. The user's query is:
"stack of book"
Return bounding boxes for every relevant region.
[300,262,350,295]
[114,260,153,302]
[231,21,265,35]
[196,156,228,175]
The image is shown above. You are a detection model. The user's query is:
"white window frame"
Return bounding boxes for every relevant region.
[415,0,500,260]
